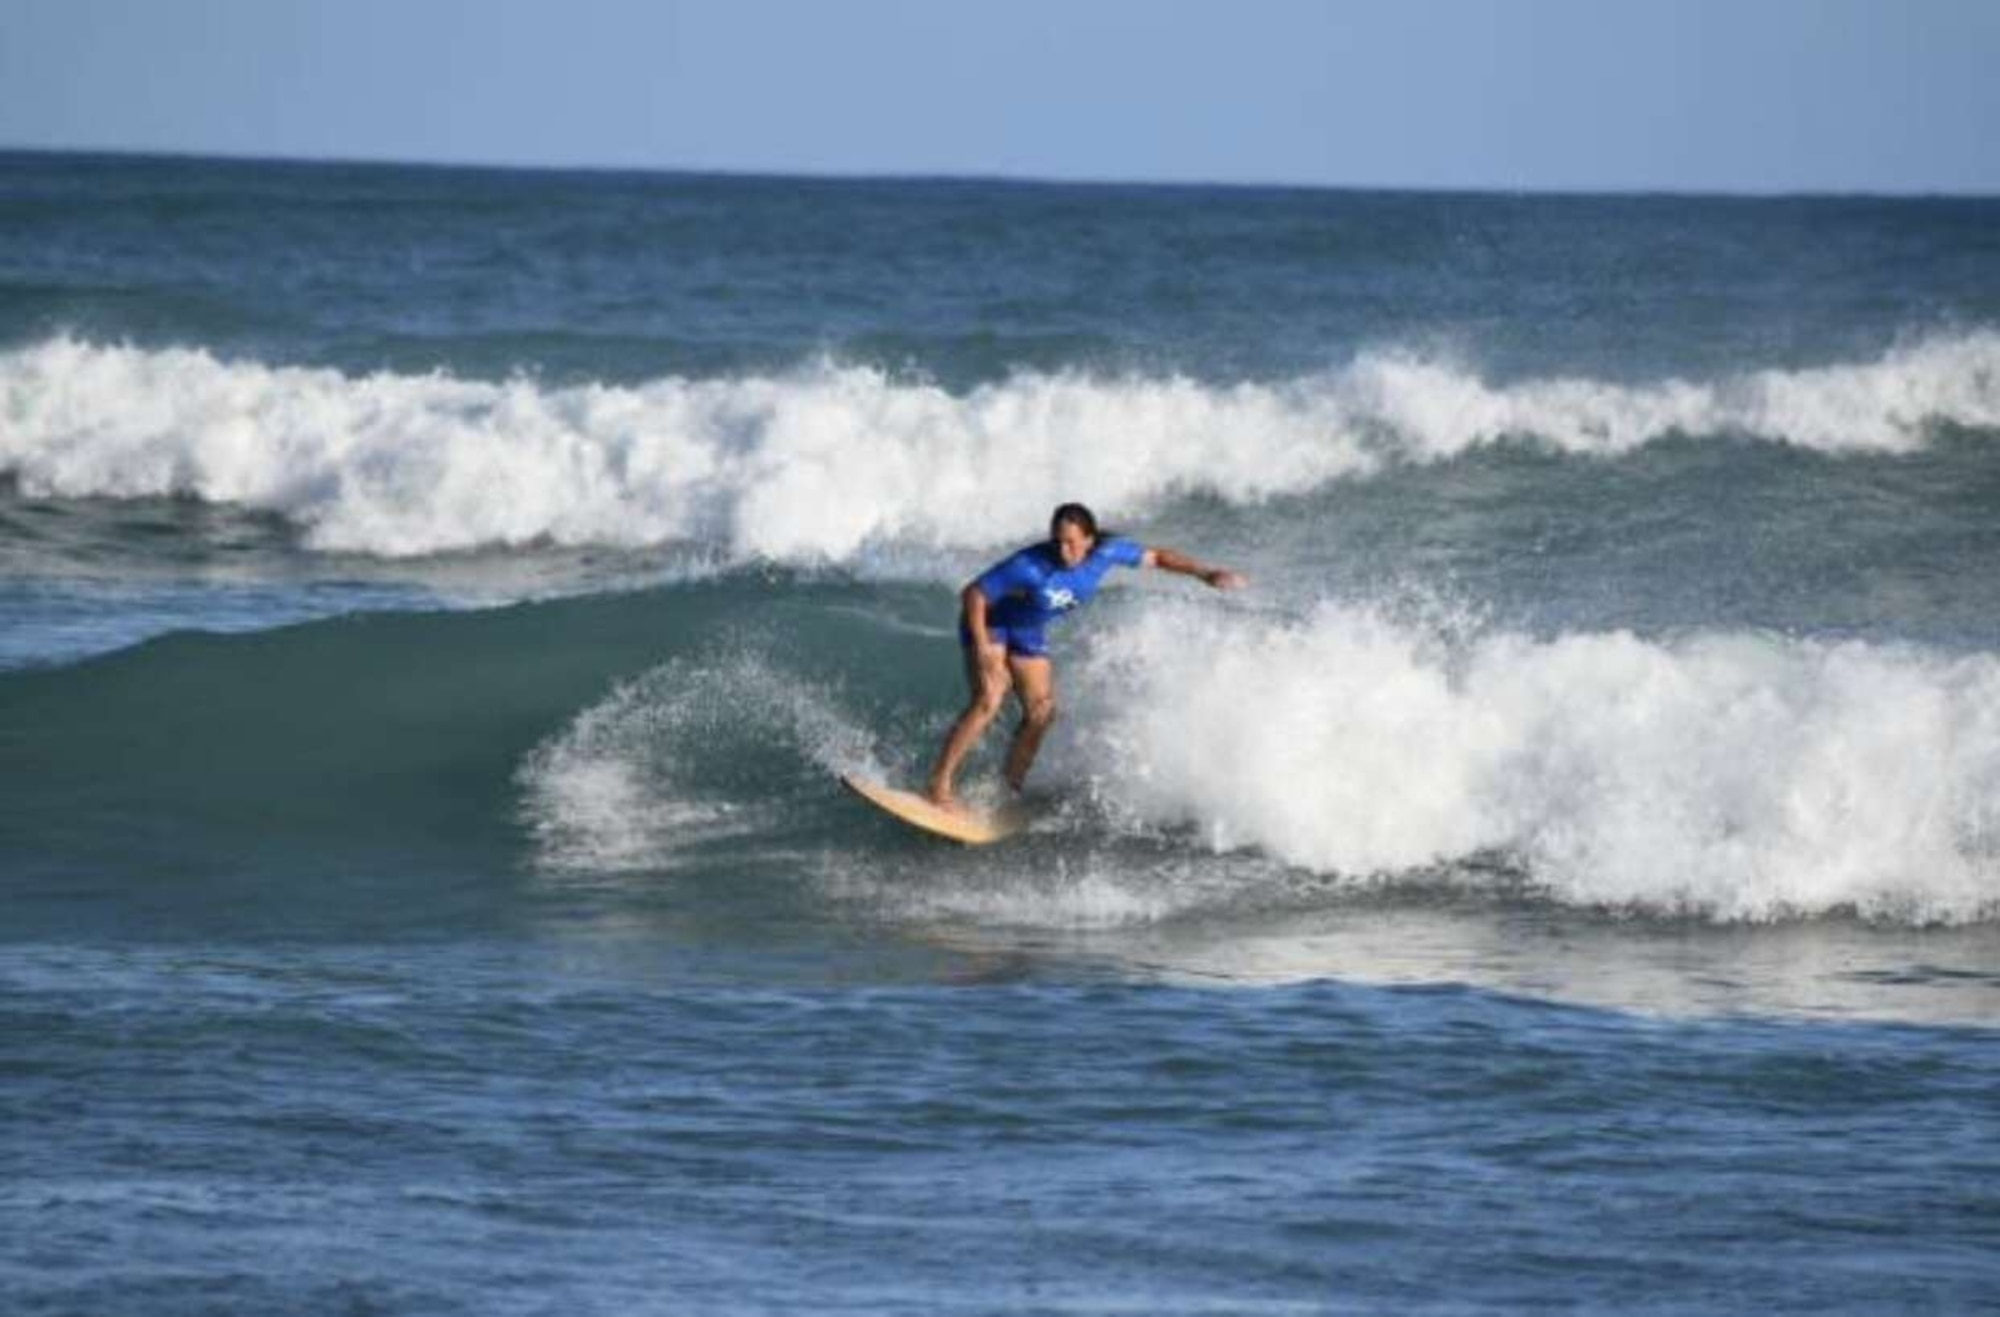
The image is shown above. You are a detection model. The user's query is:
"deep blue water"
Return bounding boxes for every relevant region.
[3,151,1999,1313]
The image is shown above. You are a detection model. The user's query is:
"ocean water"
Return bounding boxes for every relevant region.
[3,151,1998,1314]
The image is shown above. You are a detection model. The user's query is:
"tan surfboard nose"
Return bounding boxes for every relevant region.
[838,773,1030,846]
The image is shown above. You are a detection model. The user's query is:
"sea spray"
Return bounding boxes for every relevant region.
[518,650,887,872]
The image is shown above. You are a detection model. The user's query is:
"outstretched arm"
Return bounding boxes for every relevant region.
[1142,546,1247,590]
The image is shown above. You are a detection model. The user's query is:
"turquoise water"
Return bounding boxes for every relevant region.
[3,152,1999,1313]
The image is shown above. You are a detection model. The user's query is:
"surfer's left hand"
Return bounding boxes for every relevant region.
[1205,568,1248,590]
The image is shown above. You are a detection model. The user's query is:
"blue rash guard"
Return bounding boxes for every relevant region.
[961,536,1147,658]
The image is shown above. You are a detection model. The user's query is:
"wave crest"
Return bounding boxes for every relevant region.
[3,333,1996,559]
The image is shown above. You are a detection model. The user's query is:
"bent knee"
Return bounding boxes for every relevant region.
[1023,696,1058,728]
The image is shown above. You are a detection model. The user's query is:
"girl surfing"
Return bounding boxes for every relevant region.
[926,503,1246,810]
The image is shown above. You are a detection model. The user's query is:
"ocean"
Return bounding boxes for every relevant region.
[2,151,1997,1314]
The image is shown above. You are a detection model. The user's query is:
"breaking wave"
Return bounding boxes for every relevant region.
[1076,601,2000,924]
[509,594,2000,926]
[3,333,1995,559]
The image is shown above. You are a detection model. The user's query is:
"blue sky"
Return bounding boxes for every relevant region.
[2,0,1995,193]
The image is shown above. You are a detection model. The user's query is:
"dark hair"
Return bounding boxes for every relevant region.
[1050,502,1100,542]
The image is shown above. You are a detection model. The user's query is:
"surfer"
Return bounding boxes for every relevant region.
[925,503,1246,810]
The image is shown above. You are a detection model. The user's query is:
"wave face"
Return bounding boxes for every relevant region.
[3,333,1996,559]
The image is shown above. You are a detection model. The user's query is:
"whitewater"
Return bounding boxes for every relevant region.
[5,331,1996,560]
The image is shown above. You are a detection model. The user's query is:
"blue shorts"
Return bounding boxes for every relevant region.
[960,621,1050,659]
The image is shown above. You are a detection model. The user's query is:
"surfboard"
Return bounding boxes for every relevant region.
[838,773,1030,846]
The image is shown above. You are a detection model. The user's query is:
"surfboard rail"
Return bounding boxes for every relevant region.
[838,773,1029,846]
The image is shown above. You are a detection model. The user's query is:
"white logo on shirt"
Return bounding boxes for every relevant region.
[1043,587,1078,611]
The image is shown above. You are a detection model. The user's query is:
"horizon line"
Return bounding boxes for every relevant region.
[2,141,1994,204]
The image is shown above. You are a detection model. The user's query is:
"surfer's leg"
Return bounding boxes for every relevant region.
[926,640,1012,806]
[1002,654,1056,792]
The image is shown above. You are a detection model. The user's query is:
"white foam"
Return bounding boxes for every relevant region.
[1341,333,2000,457]
[4,333,1996,560]
[1071,601,2000,924]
